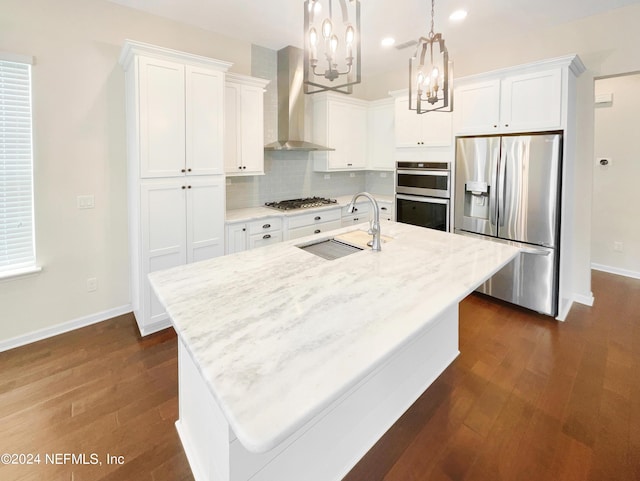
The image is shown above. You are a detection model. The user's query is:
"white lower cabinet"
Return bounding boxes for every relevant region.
[137,176,225,334]
[378,200,395,221]
[226,217,282,254]
[286,208,342,240]
[341,202,371,227]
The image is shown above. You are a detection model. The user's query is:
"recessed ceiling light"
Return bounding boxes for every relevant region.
[381,37,396,47]
[449,9,467,21]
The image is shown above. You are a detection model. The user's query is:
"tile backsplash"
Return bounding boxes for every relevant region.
[225,45,393,210]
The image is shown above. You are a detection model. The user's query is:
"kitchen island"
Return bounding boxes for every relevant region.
[149,221,519,481]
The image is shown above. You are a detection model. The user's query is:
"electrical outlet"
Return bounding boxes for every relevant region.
[86,277,98,292]
[350,172,356,178]
[77,195,95,209]
[324,174,331,180]
[380,172,388,178]
[613,241,624,253]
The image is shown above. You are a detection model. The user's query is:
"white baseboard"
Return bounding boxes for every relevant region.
[0,304,132,353]
[591,263,640,280]
[573,292,595,307]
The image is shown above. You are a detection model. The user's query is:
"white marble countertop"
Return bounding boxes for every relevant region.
[148,222,519,454]
[225,194,395,223]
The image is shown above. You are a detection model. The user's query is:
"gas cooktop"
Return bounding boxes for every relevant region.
[265,197,338,211]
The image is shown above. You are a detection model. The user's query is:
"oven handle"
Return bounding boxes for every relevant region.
[396,194,450,205]
[397,170,450,176]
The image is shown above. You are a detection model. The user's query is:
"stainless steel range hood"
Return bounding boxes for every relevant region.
[264,46,334,152]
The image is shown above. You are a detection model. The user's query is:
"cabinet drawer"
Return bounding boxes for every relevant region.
[341,215,369,227]
[340,202,370,217]
[287,208,341,229]
[378,202,395,221]
[249,231,283,249]
[248,217,282,235]
[288,220,342,240]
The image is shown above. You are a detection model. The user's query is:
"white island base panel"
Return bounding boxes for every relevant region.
[176,304,459,481]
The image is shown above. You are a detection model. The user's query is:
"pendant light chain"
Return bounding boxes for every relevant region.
[430,0,435,38]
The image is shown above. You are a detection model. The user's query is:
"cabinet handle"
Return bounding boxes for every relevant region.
[262,224,271,229]
[181,169,186,173]
[263,234,271,239]
[347,163,353,166]
[181,186,186,189]
[242,228,246,231]
[353,207,358,212]
[242,166,247,170]
[381,207,388,211]
[504,124,509,127]
[238,166,242,170]
[493,124,498,128]
[314,229,321,234]
[354,217,359,221]
[187,185,192,189]
[314,216,321,221]
[187,168,192,172]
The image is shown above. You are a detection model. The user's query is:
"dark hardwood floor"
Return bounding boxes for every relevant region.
[1,270,638,481]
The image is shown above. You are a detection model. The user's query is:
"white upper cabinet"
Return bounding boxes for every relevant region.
[367,99,395,171]
[453,79,501,134]
[224,73,269,176]
[454,60,571,135]
[186,65,226,176]
[393,95,453,148]
[135,57,226,177]
[500,69,562,132]
[138,56,186,177]
[313,93,368,171]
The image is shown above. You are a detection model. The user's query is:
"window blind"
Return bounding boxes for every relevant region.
[0,59,35,275]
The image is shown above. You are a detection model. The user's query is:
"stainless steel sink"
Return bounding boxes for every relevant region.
[298,239,363,260]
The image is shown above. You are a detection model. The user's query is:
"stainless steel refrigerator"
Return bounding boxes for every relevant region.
[454,133,562,316]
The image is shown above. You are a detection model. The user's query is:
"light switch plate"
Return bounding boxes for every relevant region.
[77,195,95,209]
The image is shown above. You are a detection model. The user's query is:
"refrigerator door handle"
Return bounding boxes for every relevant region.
[498,149,507,227]
[489,145,500,226]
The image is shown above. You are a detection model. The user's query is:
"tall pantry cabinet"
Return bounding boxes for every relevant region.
[119,40,231,335]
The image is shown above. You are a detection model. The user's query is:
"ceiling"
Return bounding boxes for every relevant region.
[106,0,640,76]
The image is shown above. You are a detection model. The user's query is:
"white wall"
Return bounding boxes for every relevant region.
[361,3,640,306]
[0,0,252,347]
[592,74,640,278]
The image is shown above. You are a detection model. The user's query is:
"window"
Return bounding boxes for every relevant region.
[0,54,38,278]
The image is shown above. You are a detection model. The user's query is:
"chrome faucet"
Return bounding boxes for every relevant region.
[347,192,382,251]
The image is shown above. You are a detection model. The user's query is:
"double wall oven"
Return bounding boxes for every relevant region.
[396,161,451,231]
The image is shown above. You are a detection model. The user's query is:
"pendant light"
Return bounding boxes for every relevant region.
[304,0,361,94]
[409,0,452,113]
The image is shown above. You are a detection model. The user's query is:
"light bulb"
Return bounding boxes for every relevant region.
[431,66,439,78]
[322,18,333,39]
[330,34,339,54]
[345,25,355,45]
[417,71,425,86]
[309,27,318,46]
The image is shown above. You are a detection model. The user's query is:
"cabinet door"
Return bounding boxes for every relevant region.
[421,112,453,146]
[185,176,225,263]
[454,79,501,134]
[226,223,248,254]
[141,180,188,323]
[224,82,242,174]
[367,102,395,170]
[500,69,562,132]
[327,101,352,169]
[239,84,265,174]
[186,66,225,175]
[394,97,422,147]
[138,57,186,177]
